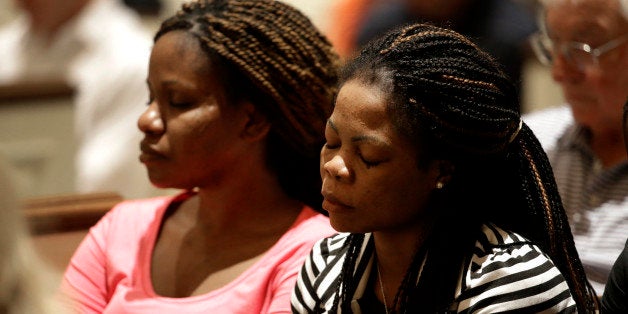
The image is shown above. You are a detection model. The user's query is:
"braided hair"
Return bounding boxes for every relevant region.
[154,0,339,212]
[333,23,598,313]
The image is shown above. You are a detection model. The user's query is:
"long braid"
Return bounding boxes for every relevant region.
[339,23,598,312]
[154,0,339,212]
[332,233,365,313]
[515,128,599,311]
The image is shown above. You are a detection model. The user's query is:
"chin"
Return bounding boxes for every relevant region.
[146,176,176,189]
[329,217,370,233]
[565,93,597,109]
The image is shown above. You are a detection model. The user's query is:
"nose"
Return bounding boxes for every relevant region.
[551,53,584,84]
[138,102,164,134]
[322,154,351,182]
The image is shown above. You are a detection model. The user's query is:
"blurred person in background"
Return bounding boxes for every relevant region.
[0,155,64,314]
[0,0,162,199]
[327,0,537,97]
[524,0,628,295]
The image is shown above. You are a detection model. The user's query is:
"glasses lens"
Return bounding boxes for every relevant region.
[564,43,592,71]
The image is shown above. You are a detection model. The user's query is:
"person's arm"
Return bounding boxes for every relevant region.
[266,252,307,314]
[266,216,337,314]
[290,239,326,314]
[601,239,628,314]
[457,226,577,313]
[59,210,115,313]
[290,234,349,314]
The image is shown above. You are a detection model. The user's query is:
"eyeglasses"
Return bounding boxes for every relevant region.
[530,32,628,71]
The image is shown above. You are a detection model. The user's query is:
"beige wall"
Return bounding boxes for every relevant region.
[0,0,566,111]
[0,0,16,26]
[1,0,565,115]
[151,0,335,33]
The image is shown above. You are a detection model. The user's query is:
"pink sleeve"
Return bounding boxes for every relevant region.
[265,257,302,314]
[60,209,114,313]
[265,213,334,314]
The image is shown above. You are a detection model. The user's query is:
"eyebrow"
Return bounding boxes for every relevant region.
[146,78,197,91]
[327,119,388,146]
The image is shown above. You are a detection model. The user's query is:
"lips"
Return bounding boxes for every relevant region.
[321,193,353,212]
[139,142,165,163]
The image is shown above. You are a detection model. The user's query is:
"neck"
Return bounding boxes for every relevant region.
[589,127,627,168]
[184,162,302,236]
[372,223,432,310]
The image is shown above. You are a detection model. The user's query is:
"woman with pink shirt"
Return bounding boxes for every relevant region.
[60,0,339,312]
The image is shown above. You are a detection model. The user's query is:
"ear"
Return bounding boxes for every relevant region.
[434,160,455,189]
[240,102,271,142]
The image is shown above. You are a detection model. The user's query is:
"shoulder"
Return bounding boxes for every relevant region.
[94,194,180,237]
[313,232,353,258]
[292,233,359,313]
[523,105,573,149]
[289,208,335,238]
[107,196,174,219]
[469,224,557,278]
[456,224,576,312]
[278,208,336,251]
[470,224,560,273]
[272,208,336,266]
[300,231,365,278]
[297,231,355,278]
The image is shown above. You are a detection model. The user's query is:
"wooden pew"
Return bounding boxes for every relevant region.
[22,191,122,273]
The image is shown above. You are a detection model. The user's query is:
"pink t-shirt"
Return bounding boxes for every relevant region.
[61,192,335,313]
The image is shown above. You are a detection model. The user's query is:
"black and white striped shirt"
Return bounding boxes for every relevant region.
[291,224,576,313]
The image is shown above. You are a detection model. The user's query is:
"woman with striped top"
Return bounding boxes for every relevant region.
[291,23,599,313]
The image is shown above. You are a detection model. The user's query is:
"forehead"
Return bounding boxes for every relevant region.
[148,31,228,96]
[544,0,626,38]
[150,31,211,77]
[333,80,391,130]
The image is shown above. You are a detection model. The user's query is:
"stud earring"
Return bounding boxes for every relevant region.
[436,181,444,189]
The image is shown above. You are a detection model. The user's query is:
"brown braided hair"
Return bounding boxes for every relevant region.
[154,0,340,212]
[333,23,598,313]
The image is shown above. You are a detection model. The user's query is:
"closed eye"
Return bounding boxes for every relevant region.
[358,153,381,168]
[324,142,340,149]
[170,101,193,109]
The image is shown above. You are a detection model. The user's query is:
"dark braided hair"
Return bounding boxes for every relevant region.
[333,23,598,313]
[154,0,339,212]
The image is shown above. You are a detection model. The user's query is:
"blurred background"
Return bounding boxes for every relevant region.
[0,0,567,284]
[0,0,564,200]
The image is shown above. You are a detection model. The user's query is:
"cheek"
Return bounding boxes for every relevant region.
[594,60,628,99]
[357,171,432,220]
[171,122,206,152]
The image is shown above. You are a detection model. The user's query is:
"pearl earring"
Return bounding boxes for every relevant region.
[436,181,444,189]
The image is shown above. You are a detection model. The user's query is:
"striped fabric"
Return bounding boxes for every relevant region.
[525,106,628,294]
[291,224,577,313]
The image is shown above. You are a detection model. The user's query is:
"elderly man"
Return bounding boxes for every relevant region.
[524,0,628,295]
